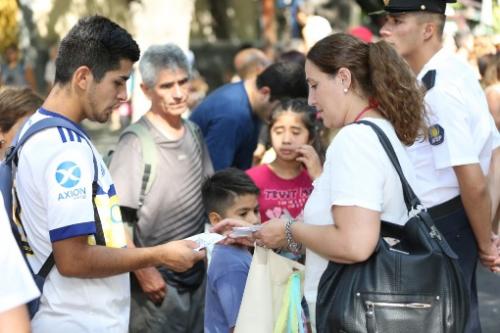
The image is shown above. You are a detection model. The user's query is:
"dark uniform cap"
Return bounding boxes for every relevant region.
[384,0,456,15]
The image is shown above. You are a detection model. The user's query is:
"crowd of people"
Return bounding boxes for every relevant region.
[1,0,500,332]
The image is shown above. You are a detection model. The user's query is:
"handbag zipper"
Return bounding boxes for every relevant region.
[365,300,432,309]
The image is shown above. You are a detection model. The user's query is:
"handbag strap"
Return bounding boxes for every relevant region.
[356,120,421,212]
[357,121,459,258]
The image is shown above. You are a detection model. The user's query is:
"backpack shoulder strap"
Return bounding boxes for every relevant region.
[184,119,203,154]
[6,118,80,163]
[119,122,157,207]
[10,117,102,275]
[18,117,99,184]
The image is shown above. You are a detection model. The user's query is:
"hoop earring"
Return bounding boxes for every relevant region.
[0,139,5,148]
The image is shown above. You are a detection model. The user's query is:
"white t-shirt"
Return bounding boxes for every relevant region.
[408,48,500,207]
[15,109,129,333]
[0,193,40,313]
[303,118,418,308]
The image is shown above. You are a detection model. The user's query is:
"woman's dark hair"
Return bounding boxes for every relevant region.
[0,87,42,132]
[307,33,426,145]
[269,98,325,163]
[55,15,140,84]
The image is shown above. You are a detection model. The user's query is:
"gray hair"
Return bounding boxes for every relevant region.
[139,43,191,87]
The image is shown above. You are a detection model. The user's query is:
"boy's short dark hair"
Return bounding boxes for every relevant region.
[202,168,260,216]
[256,61,308,101]
[55,15,140,84]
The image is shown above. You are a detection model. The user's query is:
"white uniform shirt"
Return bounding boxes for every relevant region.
[15,109,129,333]
[407,48,500,207]
[0,193,40,313]
[303,118,418,313]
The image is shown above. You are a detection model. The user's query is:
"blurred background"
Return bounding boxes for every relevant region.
[0,0,498,96]
[0,1,499,332]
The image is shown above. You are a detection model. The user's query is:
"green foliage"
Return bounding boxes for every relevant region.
[0,0,19,54]
[494,5,500,33]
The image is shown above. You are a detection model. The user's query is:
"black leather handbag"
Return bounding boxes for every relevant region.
[316,121,469,333]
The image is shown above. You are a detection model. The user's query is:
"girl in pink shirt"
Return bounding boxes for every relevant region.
[247,98,324,224]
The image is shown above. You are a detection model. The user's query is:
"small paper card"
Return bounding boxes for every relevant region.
[185,232,226,251]
[231,225,262,238]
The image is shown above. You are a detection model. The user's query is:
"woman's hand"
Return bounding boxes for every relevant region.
[210,219,256,247]
[296,144,322,180]
[254,218,288,249]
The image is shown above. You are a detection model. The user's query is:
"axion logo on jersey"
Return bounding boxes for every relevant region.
[55,161,81,188]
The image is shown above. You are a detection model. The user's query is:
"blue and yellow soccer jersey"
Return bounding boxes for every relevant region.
[15,108,129,332]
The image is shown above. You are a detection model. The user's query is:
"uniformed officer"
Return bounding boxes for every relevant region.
[380,1,500,332]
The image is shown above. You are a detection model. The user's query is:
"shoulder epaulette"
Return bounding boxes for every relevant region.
[422,70,436,91]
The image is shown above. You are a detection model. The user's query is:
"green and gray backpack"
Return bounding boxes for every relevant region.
[108,119,203,208]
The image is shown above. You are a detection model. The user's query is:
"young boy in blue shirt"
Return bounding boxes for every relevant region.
[202,168,260,333]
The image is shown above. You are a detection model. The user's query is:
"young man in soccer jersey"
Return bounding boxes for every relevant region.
[14,16,205,333]
[379,1,500,331]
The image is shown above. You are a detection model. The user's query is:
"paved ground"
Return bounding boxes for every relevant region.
[87,121,500,332]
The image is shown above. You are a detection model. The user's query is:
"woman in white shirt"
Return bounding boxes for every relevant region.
[252,33,427,330]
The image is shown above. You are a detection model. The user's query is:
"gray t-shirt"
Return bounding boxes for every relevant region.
[109,115,213,246]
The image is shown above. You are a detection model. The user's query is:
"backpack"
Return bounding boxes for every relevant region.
[109,119,203,208]
[0,117,100,318]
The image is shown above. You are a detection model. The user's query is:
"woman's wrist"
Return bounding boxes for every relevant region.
[285,217,302,254]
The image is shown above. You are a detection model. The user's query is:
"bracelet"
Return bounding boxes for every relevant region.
[285,217,302,254]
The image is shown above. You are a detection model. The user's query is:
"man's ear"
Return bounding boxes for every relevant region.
[73,66,92,91]
[258,86,271,99]
[423,22,435,41]
[208,212,223,226]
[140,83,152,99]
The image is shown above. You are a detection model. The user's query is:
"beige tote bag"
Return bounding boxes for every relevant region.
[235,246,305,333]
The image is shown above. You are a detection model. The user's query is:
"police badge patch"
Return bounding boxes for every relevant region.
[428,124,444,145]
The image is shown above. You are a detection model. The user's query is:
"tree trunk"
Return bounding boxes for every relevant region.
[130,0,196,120]
[262,0,277,58]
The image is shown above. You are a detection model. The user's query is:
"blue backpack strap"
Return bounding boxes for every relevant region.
[3,118,82,218]
[8,118,98,181]
[10,117,105,264]
[4,116,107,319]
